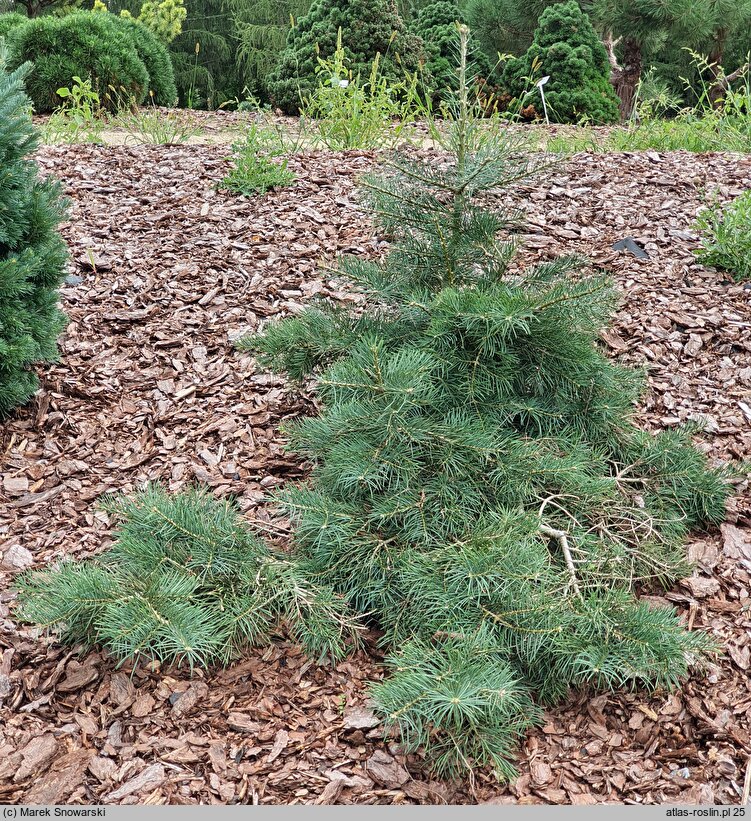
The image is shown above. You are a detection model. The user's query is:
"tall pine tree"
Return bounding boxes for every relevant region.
[0,47,68,416]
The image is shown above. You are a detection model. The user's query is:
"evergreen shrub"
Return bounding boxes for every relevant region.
[268,0,423,113]
[0,50,68,415]
[243,28,728,775]
[0,12,25,39]
[694,190,751,280]
[6,12,149,112]
[412,1,491,102]
[502,1,620,124]
[111,15,178,106]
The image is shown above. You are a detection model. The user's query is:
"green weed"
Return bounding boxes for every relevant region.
[42,76,104,144]
[695,190,751,281]
[219,133,295,196]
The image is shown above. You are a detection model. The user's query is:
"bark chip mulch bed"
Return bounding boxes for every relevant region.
[0,142,750,805]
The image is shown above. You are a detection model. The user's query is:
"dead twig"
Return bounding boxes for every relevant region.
[539,523,582,600]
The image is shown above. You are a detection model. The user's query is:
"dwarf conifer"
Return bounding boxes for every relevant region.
[16,26,730,782]
[243,26,728,776]
[0,48,67,415]
[502,1,620,124]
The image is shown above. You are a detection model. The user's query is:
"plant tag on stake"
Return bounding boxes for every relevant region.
[537,75,550,125]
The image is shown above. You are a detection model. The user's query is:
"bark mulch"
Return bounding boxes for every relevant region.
[0,142,750,805]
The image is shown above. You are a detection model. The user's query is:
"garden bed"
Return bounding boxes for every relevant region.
[0,140,749,805]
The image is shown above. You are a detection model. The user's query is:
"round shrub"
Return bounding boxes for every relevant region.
[0,58,68,415]
[0,12,27,40]
[502,1,620,124]
[268,0,424,114]
[6,12,149,112]
[111,16,178,106]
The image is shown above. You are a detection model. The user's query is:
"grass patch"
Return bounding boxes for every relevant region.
[695,190,751,280]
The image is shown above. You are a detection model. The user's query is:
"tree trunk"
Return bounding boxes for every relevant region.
[612,37,642,120]
[16,0,41,16]
[708,29,728,109]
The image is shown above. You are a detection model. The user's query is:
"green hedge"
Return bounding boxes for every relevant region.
[5,12,150,112]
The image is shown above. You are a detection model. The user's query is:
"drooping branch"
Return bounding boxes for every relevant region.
[709,61,750,107]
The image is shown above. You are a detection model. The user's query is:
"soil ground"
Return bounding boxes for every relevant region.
[0,129,750,805]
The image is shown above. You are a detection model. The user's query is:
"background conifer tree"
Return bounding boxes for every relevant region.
[412,0,491,102]
[502,1,620,124]
[268,0,424,113]
[466,0,751,118]
[0,47,68,416]
[243,26,728,775]
[231,0,312,98]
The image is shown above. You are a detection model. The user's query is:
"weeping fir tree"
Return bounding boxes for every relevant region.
[230,0,312,99]
[240,26,729,777]
[0,46,67,416]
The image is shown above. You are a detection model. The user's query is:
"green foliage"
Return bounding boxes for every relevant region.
[111,100,200,143]
[302,31,419,150]
[18,486,361,667]
[231,0,312,97]
[694,190,751,281]
[43,75,104,144]
[241,29,728,777]
[464,0,548,60]
[219,133,296,196]
[0,51,68,415]
[545,53,751,155]
[610,115,751,153]
[8,0,78,20]
[113,15,178,105]
[463,0,751,116]
[0,11,25,38]
[5,12,149,112]
[545,115,751,155]
[372,631,540,779]
[502,1,620,124]
[268,0,424,114]
[167,0,237,108]
[126,0,186,44]
[413,1,492,101]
